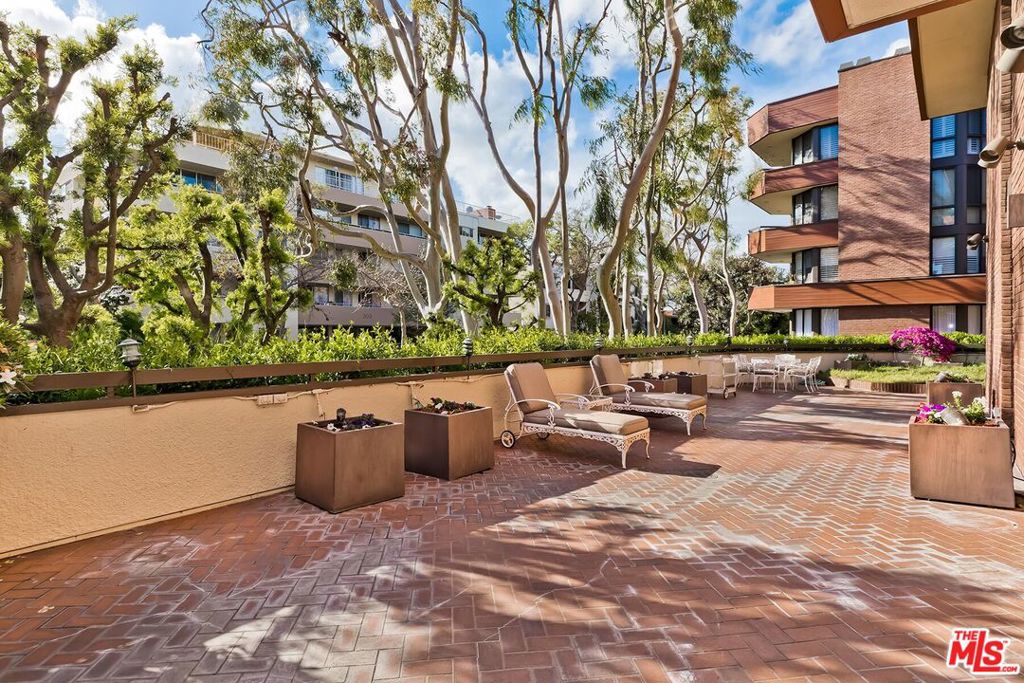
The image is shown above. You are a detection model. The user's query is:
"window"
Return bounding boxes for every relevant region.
[793,251,805,284]
[967,109,985,157]
[821,308,839,336]
[818,124,839,160]
[313,208,351,225]
[931,236,956,275]
[819,185,838,221]
[358,215,381,231]
[931,169,956,226]
[967,237,982,274]
[334,290,353,306]
[931,115,956,158]
[459,225,474,237]
[398,221,424,238]
[180,170,222,192]
[931,305,957,333]
[967,166,985,224]
[794,309,814,337]
[321,167,362,193]
[791,124,839,164]
[792,185,838,225]
[819,247,839,282]
[967,305,985,335]
[312,286,329,306]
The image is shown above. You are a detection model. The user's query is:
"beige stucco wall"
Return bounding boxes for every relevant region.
[0,351,960,557]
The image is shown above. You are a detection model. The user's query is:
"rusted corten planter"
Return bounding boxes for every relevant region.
[629,377,677,393]
[908,418,1015,509]
[926,381,985,406]
[670,373,708,396]
[404,407,494,480]
[295,421,405,513]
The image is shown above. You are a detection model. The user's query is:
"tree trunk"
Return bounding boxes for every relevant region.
[620,260,631,337]
[0,235,26,324]
[597,0,684,338]
[687,274,709,333]
[398,308,407,346]
[645,220,656,335]
[722,243,737,337]
[558,190,571,334]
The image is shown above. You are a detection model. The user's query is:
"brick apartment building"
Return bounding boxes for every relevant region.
[745,51,987,336]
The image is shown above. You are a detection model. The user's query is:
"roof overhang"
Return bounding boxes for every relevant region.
[810,0,997,120]
[908,0,996,119]
[810,0,980,41]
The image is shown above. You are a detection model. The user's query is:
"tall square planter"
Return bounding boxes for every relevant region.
[404,407,494,480]
[908,418,1015,509]
[926,381,985,406]
[295,421,405,513]
[629,377,677,393]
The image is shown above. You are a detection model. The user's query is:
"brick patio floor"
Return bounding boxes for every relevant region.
[2,390,1023,683]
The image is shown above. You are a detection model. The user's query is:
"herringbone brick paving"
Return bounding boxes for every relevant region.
[1,390,1023,682]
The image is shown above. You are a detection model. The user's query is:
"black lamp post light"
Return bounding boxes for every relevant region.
[118,338,142,396]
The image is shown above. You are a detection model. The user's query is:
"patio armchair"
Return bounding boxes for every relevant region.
[751,358,778,393]
[502,362,651,468]
[785,356,822,393]
[589,354,709,435]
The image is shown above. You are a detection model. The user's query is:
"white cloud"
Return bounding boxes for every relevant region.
[4,0,206,147]
[886,38,911,56]
[746,1,824,69]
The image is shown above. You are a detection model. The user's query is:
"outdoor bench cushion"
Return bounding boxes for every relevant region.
[522,408,648,435]
[611,392,707,410]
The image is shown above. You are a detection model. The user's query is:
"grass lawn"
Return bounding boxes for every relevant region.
[830,364,986,384]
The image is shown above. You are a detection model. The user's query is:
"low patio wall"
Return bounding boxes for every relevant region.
[0,349,940,558]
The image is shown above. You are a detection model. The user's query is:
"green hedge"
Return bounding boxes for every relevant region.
[831,364,986,384]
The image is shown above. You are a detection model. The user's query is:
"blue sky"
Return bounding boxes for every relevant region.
[35,0,908,235]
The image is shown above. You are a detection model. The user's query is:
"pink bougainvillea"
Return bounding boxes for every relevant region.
[890,327,957,363]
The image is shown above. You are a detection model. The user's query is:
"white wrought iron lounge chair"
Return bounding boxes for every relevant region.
[785,356,822,393]
[501,363,651,468]
[589,354,709,435]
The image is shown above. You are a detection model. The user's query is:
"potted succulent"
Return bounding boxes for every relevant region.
[667,371,708,396]
[926,371,985,406]
[629,372,678,394]
[295,408,405,513]
[908,393,1015,509]
[404,397,493,480]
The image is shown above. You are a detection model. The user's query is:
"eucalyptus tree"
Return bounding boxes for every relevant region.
[0,17,186,344]
[460,0,612,334]
[203,0,472,330]
[590,0,746,338]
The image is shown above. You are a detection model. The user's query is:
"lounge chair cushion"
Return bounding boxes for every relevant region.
[505,362,558,414]
[523,408,648,435]
[611,392,707,410]
[591,354,630,396]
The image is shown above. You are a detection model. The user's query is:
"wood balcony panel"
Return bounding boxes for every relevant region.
[748,87,838,167]
[749,158,839,215]
[747,221,839,263]
[748,274,986,312]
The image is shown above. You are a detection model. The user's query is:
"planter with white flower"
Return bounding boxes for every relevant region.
[908,392,1015,509]
[404,398,493,480]
[0,341,24,411]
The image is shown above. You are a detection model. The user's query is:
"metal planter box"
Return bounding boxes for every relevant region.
[295,421,405,513]
[404,407,494,480]
[670,373,708,396]
[926,381,985,406]
[908,418,1016,509]
[629,377,677,393]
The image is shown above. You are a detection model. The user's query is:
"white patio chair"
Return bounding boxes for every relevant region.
[733,354,753,386]
[502,362,650,468]
[786,356,822,393]
[751,358,778,393]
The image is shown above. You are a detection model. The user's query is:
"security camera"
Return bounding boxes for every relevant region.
[997,47,1024,73]
[974,135,1015,168]
[967,233,988,249]
[1002,15,1024,49]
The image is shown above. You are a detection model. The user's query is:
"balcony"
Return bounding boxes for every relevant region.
[748,158,839,215]
[299,303,398,328]
[747,87,838,167]
[748,274,986,312]
[747,221,839,263]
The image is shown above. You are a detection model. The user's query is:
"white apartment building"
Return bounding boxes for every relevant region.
[171,128,515,335]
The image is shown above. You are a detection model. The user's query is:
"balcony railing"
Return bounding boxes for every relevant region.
[192,130,235,153]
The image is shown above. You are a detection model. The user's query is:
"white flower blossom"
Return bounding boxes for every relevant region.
[0,369,18,387]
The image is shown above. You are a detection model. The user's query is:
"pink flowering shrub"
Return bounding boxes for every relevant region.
[889,327,957,363]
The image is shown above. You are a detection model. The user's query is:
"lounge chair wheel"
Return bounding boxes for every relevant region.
[500,430,516,448]
[538,432,550,440]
